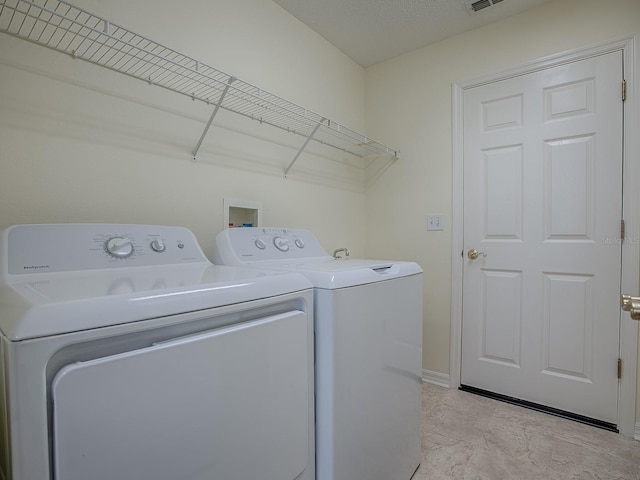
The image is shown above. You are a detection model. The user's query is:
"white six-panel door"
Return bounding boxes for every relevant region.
[461,51,623,425]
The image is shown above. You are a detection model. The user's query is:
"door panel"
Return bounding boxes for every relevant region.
[542,273,593,380]
[485,146,523,239]
[462,51,623,424]
[481,269,522,366]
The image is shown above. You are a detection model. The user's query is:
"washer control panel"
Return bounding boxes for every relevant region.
[5,224,208,275]
[215,227,331,264]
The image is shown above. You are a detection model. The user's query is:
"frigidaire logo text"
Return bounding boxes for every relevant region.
[23,265,50,270]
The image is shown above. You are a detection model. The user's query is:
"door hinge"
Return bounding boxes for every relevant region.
[617,358,622,379]
[622,80,627,102]
[621,219,626,240]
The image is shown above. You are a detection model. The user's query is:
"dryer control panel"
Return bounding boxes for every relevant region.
[214,227,331,264]
[3,224,208,276]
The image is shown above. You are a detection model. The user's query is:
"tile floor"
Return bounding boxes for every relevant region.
[415,383,640,480]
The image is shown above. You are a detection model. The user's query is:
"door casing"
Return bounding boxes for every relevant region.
[451,35,639,437]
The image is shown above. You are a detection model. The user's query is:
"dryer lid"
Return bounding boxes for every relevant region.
[0,224,312,340]
[0,264,311,341]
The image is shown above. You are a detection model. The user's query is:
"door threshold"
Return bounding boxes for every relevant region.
[459,385,618,433]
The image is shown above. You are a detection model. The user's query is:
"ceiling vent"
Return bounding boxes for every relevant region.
[465,0,505,13]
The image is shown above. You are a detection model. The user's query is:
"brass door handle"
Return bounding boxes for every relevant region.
[621,294,640,320]
[467,249,487,260]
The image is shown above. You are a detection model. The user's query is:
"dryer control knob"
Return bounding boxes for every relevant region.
[295,238,305,249]
[273,236,290,252]
[255,238,266,249]
[105,237,134,258]
[150,238,166,252]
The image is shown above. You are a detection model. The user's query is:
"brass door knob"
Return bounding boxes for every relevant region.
[467,249,487,260]
[621,294,640,320]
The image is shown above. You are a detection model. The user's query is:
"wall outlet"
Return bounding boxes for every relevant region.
[427,214,444,231]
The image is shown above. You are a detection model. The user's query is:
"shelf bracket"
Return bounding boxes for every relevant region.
[191,77,236,161]
[284,118,325,177]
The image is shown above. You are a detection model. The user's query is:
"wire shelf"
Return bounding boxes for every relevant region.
[0,0,399,166]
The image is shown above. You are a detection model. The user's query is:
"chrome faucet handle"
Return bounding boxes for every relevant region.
[333,247,350,259]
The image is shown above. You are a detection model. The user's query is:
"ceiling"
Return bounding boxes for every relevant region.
[272,0,553,67]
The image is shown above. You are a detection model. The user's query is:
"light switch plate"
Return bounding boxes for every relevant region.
[427,214,444,231]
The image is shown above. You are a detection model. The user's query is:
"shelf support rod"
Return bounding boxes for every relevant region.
[284,118,325,177]
[191,77,236,161]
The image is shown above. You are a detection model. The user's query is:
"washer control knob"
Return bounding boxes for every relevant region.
[106,237,134,258]
[273,236,290,252]
[255,238,266,250]
[150,238,166,252]
[294,238,305,249]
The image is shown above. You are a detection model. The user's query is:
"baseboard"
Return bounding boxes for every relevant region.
[422,369,450,388]
[635,422,640,441]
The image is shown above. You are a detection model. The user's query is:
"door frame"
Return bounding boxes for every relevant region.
[450,35,639,437]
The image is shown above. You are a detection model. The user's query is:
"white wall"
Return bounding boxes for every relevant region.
[0,0,368,257]
[364,0,640,422]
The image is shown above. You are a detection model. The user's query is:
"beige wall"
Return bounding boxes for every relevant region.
[2,0,639,429]
[364,0,640,426]
[0,0,368,257]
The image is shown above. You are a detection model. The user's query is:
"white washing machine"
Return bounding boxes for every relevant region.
[0,223,315,480]
[214,227,423,480]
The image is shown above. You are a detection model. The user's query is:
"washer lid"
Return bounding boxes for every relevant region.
[0,264,312,341]
[249,258,423,289]
[213,227,423,289]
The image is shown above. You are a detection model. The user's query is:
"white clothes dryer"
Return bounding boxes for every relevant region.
[0,224,315,480]
[214,227,423,480]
